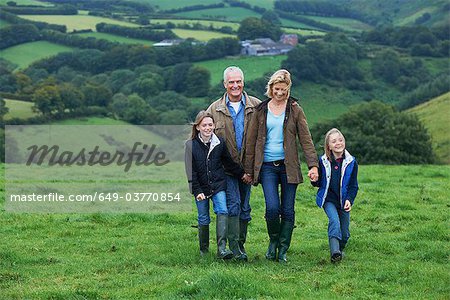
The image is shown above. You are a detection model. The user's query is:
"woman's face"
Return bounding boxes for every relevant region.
[196,117,215,140]
[271,82,289,102]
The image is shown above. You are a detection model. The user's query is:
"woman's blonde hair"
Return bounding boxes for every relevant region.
[265,69,292,98]
[324,128,345,160]
[190,110,215,140]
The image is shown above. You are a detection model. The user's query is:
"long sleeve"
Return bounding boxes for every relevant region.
[184,141,202,197]
[243,110,258,176]
[295,105,318,169]
[221,143,245,178]
[346,161,359,205]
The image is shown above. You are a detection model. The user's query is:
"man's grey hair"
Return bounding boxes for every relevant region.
[223,66,244,83]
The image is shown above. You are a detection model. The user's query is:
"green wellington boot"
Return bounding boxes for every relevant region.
[278,220,294,263]
[198,224,209,256]
[265,218,280,261]
[216,214,233,259]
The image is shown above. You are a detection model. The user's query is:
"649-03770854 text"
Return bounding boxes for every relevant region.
[9,192,182,202]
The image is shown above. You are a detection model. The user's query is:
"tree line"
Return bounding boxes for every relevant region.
[0,9,66,32]
[0,4,77,15]
[96,23,177,42]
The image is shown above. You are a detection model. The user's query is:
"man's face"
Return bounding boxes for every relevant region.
[224,71,244,101]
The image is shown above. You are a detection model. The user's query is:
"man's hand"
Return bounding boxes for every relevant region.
[242,173,253,184]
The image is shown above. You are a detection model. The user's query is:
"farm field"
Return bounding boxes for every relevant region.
[175,7,261,22]
[18,14,140,32]
[279,18,324,30]
[0,163,448,298]
[195,55,287,85]
[150,18,240,31]
[0,18,10,28]
[76,32,155,46]
[171,28,235,41]
[303,15,373,32]
[0,41,75,69]
[4,99,35,120]
[407,92,450,164]
[132,0,222,10]
[0,0,51,5]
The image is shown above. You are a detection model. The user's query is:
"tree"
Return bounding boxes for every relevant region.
[311,101,434,164]
[261,10,281,26]
[0,97,9,121]
[185,66,210,97]
[237,17,282,41]
[32,84,63,116]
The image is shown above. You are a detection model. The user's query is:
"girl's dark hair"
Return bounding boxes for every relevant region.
[190,110,215,140]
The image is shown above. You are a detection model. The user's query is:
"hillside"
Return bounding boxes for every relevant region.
[407,92,450,164]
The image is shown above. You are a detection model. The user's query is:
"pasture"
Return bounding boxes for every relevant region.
[0,41,74,69]
[171,28,235,41]
[4,99,35,120]
[0,163,448,298]
[175,7,261,22]
[151,18,240,31]
[195,55,287,85]
[131,0,222,11]
[76,32,155,46]
[0,18,10,28]
[0,0,51,5]
[18,14,139,32]
[303,15,373,32]
[408,92,450,164]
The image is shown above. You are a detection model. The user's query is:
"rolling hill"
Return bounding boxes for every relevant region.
[407,92,450,163]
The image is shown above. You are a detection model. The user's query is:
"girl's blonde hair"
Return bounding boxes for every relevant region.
[324,128,345,160]
[265,69,292,99]
[190,110,214,140]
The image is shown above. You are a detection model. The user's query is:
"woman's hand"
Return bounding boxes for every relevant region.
[242,173,253,184]
[344,200,352,212]
[308,167,319,182]
[196,193,206,201]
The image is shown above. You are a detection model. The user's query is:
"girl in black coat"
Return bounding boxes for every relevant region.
[185,111,246,259]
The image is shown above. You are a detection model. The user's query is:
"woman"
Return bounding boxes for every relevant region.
[244,69,319,262]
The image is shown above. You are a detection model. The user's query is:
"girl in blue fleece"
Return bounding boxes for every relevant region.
[311,128,358,263]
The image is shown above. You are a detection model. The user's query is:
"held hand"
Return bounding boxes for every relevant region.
[196,193,206,201]
[242,173,253,184]
[344,200,352,212]
[308,167,319,182]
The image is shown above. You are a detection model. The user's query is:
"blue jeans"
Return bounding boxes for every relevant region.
[323,201,350,246]
[225,175,252,221]
[260,163,298,222]
[196,191,228,226]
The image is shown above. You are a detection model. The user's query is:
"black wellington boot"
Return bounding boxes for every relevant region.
[228,216,247,261]
[216,214,233,259]
[198,224,209,256]
[278,220,294,263]
[265,218,280,261]
[239,219,249,260]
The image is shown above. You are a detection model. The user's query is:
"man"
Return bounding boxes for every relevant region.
[206,66,261,261]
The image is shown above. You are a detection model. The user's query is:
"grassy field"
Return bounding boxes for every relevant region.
[18,15,140,32]
[0,0,52,5]
[0,162,448,298]
[175,7,261,22]
[171,29,235,41]
[0,41,75,69]
[0,18,10,28]
[151,18,240,31]
[4,99,35,120]
[302,15,373,32]
[76,32,155,46]
[132,0,222,10]
[407,92,450,164]
[195,55,287,85]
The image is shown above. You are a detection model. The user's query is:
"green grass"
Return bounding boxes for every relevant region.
[280,18,324,31]
[302,15,373,32]
[407,92,450,164]
[0,163,449,298]
[0,41,75,69]
[132,0,222,10]
[282,27,326,36]
[151,18,240,31]
[0,0,52,5]
[0,19,10,28]
[76,32,155,46]
[175,7,261,22]
[18,14,139,32]
[51,117,132,125]
[4,99,35,120]
[171,28,235,41]
[195,55,287,85]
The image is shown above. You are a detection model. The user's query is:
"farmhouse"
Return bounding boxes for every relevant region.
[241,34,298,56]
[153,39,185,47]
